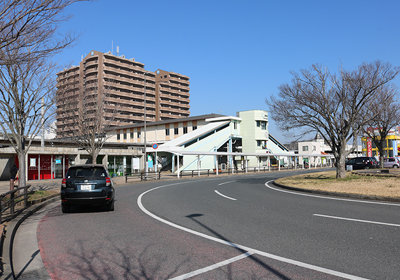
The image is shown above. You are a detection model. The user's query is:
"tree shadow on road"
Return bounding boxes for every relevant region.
[185,213,291,280]
[45,239,191,280]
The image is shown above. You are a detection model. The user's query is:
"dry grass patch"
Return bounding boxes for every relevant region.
[28,189,59,201]
[275,171,400,198]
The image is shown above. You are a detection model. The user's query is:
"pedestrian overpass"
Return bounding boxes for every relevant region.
[149,116,328,174]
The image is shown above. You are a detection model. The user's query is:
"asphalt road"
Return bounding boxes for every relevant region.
[34,170,399,279]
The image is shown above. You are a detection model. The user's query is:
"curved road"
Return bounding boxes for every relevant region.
[35,170,399,279]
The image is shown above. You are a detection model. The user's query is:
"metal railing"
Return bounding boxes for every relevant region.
[180,169,210,177]
[125,171,162,182]
[123,164,333,182]
[0,185,32,224]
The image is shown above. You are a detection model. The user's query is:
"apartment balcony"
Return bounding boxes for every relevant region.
[105,97,156,111]
[160,87,190,97]
[103,57,151,75]
[84,75,98,83]
[116,105,156,115]
[110,90,156,103]
[160,106,190,114]
[103,66,151,82]
[167,95,185,103]
[104,81,156,96]
[84,58,99,68]
[111,114,156,123]
[168,81,190,91]
[159,92,190,103]
[107,115,154,127]
[169,75,190,86]
[159,99,190,109]
[84,67,98,75]
[55,118,79,126]
[159,111,190,119]
[103,74,154,90]
[103,54,145,67]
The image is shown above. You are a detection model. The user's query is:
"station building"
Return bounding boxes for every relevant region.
[107,110,290,172]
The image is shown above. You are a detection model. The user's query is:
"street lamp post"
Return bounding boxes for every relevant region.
[143,72,148,177]
[142,73,167,176]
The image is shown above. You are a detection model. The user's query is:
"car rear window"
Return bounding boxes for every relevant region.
[67,167,107,178]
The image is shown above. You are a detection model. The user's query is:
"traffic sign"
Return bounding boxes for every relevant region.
[152,143,158,150]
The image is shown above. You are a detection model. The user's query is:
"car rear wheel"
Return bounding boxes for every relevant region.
[107,200,114,211]
[394,165,399,168]
[364,166,369,170]
[62,203,70,213]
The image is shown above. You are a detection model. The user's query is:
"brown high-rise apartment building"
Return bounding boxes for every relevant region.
[55,50,190,138]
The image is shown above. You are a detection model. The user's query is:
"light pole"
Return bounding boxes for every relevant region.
[142,74,167,176]
[143,72,148,176]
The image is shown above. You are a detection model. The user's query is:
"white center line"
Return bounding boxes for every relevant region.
[169,252,253,280]
[314,214,400,227]
[214,190,237,200]
[218,181,235,186]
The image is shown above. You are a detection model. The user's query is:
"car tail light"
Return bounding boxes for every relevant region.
[62,178,66,188]
[106,177,111,187]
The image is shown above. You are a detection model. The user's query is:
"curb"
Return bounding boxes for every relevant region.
[1,196,60,279]
[272,181,400,203]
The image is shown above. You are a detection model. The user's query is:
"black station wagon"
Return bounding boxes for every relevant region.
[61,164,115,213]
[345,157,378,170]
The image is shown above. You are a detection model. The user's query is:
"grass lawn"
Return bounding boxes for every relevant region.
[275,171,400,198]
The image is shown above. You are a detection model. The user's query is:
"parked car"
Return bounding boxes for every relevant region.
[345,157,378,170]
[382,157,400,168]
[61,164,115,213]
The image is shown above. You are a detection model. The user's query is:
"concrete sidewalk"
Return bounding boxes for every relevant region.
[0,175,136,196]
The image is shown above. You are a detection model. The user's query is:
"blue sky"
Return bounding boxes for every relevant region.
[53,0,400,143]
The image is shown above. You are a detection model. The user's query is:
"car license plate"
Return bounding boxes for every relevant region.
[79,185,93,191]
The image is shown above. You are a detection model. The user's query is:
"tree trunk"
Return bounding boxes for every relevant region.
[378,142,385,168]
[336,148,347,178]
[18,153,26,189]
[91,151,99,164]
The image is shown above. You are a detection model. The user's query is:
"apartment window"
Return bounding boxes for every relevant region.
[183,127,188,134]
[256,121,260,127]
[261,121,267,130]
[166,128,170,136]
[257,140,261,146]
[137,131,141,139]
[192,125,197,130]
[302,146,309,152]
[123,133,127,140]
[234,122,237,129]
[117,133,120,140]
[313,145,316,151]
[174,128,179,135]
[130,132,133,139]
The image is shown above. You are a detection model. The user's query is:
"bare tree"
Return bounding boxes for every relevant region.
[56,84,119,163]
[268,61,399,178]
[362,84,400,168]
[0,48,56,188]
[0,0,90,187]
[0,0,87,65]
